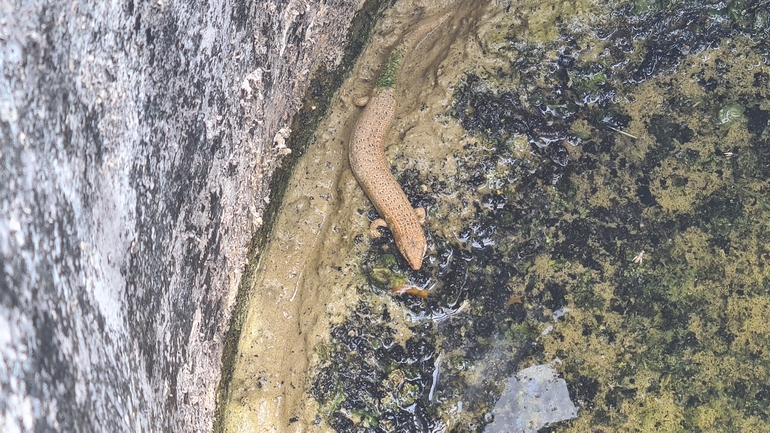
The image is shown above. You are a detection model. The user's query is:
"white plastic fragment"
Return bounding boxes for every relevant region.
[486,364,578,433]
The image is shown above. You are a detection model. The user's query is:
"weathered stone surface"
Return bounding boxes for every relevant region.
[0,0,363,430]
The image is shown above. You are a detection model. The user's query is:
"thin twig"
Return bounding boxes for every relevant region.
[605,125,638,139]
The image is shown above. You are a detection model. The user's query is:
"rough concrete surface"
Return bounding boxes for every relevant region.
[0,0,364,430]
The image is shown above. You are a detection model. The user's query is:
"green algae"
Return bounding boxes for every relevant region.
[717,104,745,127]
[367,253,409,290]
[375,49,404,89]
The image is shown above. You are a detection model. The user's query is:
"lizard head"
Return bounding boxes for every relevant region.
[402,235,426,271]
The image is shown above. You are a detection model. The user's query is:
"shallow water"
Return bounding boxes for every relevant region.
[223,0,770,431]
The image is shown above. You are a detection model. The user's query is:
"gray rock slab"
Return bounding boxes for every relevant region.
[0,0,366,430]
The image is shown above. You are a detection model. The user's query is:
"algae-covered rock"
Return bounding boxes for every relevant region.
[304,0,770,431]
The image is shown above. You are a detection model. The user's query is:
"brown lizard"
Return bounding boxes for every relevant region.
[348,51,427,270]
